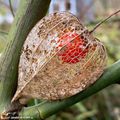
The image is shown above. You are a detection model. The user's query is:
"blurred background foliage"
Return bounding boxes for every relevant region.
[0,0,120,120]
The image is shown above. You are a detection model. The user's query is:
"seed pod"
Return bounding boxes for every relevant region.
[12,12,107,104]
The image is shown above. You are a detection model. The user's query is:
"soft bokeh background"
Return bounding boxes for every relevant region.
[0,0,120,120]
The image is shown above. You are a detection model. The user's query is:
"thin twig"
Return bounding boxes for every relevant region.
[9,0,15,17]
[87,17,120,26]
[90,9,120,33]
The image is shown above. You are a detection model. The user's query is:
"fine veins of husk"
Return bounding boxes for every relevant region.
[12,12,107,103]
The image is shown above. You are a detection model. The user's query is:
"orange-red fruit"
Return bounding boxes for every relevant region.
[57,32,89,64]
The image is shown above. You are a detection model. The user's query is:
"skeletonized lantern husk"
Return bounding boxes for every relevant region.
[12,12,107,104]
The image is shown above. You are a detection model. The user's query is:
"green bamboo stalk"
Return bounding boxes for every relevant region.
[0,0,51,112]
[19,60,120,119]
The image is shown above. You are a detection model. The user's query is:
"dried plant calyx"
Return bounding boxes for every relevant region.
[12,12,107,104]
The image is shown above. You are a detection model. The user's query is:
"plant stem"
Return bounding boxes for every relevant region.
[90,9,120,33]
[20,60,120,119]
[0,0,51,112]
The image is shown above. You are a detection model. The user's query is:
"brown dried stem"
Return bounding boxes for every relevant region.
[90,9,120,33]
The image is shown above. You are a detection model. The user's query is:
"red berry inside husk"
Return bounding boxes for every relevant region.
[57,32,89,64]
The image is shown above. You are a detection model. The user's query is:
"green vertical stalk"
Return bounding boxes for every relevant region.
[0,0,51,112]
